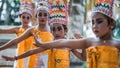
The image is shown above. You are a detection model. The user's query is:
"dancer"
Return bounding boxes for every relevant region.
[31,0,119,68]
[0,1,53,68]
[0,1,33,68]
[1,1,85,68]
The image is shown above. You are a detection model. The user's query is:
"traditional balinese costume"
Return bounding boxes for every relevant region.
[49,0,70,68]
[15,1,33,68]
[87,46,119,68]
[27,29,53,68]
[86,0,119,68]
[27,1,54,68]
[16,28,33,68]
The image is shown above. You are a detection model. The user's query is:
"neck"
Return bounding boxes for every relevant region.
[22,25,29,29]
[98,32,113,40]
[37,24,48,31]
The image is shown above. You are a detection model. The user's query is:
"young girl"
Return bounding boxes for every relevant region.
[0,1,33,68]
[2,1,85,68]
[31,0,120,68]
[0,1,53,68]
[33,0,119,68]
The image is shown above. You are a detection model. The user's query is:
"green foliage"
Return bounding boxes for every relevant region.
[113,19,120,39]
[0,0,20,26]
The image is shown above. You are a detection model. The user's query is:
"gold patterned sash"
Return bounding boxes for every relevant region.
[87,46,119,68]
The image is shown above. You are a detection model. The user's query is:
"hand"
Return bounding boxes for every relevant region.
[2,55,15,61]
[33,34,42,47]
[70,32,83,39]
[73,32,82,39]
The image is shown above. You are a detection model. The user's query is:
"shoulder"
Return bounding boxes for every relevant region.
[113,38,120,45]
[26,26,35,33]
[10,27,20,34]
[112,38,120,51]
[83,37,95,47]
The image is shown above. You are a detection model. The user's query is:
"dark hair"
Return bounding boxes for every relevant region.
[19,14,22,17]
[93,12,116,30]
[19,13,32,18]
[50,23,68,32]
[102,13,116,30]
[62,24,68,31]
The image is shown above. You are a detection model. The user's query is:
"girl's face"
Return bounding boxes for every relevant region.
[92,13,112,38]
[36,10,49,25]
[20,12,31,26]
[51,23,65,40]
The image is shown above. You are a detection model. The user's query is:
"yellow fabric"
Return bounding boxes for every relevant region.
[118,52,120,68]
[54,49,70,68]
[28,29,54,68]
[87,45,119,68]
[16,28,33,68]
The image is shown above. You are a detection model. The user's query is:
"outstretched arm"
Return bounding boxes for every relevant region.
[33,33,87,49]
[2,47,48,61]
[0,27,19,34]
[0,27,33,51]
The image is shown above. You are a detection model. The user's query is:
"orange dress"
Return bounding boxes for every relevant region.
[16,28,33,68]
[53,48,70,68]
[28,29,54,68]
[119,52,120,67]
[87,45,119,68]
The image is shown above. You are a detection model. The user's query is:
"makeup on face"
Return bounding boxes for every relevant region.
[52,26,63,32]
[92,18,107,25]
[92,13,112,38]
[21,16,30,20]
[52,25,65,39]
[37,11,49,18]
[38,12,48,17]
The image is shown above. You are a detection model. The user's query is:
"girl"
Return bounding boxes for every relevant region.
[2,1,86,68]
[1,12,85,68]
[0,1,53,68]
[31,0,120,68]
[0,1,33,68]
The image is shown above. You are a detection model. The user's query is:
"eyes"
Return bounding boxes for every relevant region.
[38,12,48,17]
[52,26,63,32]
[21,16,30,20]
[92,18,104,25]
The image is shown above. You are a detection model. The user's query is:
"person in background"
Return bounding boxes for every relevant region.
[0,1,53,68]
[0,1,33,68]
[1,1,86,68]
[28,0,120,68]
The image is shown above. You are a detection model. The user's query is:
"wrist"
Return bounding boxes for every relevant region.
[14,56,18,60]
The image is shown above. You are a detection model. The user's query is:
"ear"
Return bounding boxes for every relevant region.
[64,29,68,35]
[110,20,116,30]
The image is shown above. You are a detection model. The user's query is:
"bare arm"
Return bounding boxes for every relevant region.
[71,49,86,61]
[2,47,48,61]
[34,35,87,49]
[0,27,19,34]
[0,27,34,51]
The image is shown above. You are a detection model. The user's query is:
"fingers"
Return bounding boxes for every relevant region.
[69,33,83,39]
[33,42,40,47]
[2,55,9,61]
[33,33,39,42]
[33,33,42,44]
[73,33,82,39]
[1,55,14,61]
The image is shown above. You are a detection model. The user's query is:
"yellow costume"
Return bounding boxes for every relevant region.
[28,29,54,68]
[87,45,119,68]
[16,28,33,68]
[54,49,70,68]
